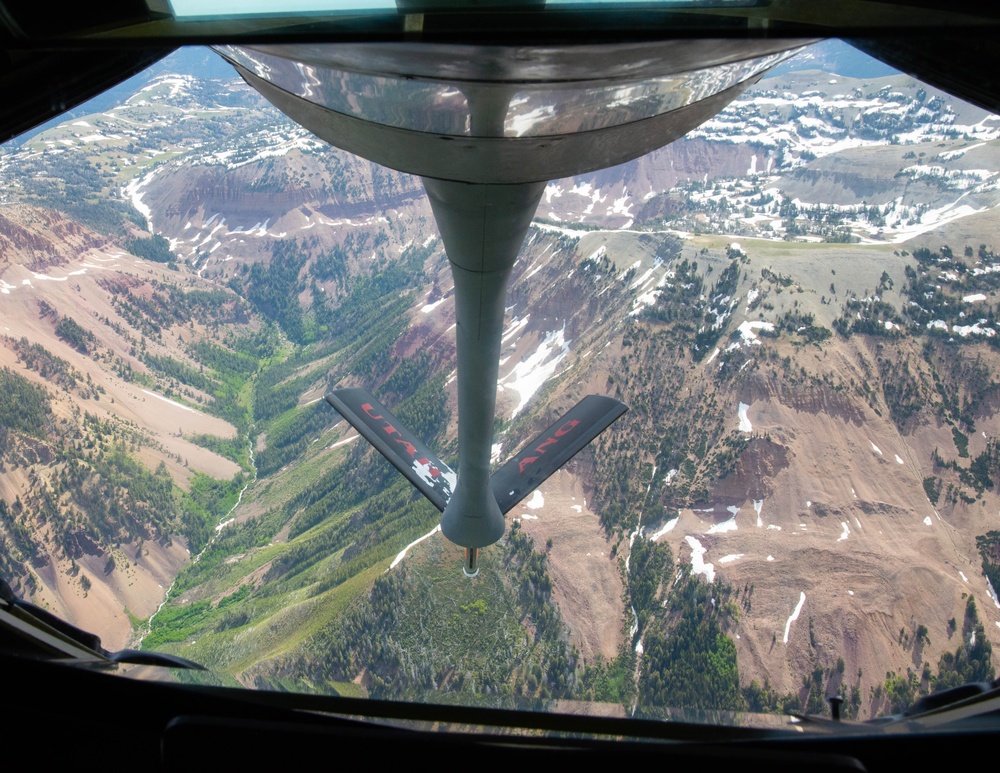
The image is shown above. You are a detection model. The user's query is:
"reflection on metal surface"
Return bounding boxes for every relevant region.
[503,53,790,137]
[217,42,803,139]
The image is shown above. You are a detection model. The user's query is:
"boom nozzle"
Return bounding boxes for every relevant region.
[463,547,480,578]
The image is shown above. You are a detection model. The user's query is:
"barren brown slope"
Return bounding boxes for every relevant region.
[0,204,244,648]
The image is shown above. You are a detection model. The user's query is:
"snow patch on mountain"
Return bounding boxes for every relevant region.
[783,592,806,644]
[500,325,571,417]
[685,536,715,583]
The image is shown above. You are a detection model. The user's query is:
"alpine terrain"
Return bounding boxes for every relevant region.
[0,41,998,721]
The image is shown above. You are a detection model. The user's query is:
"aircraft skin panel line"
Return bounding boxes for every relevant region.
[326,388,456,512]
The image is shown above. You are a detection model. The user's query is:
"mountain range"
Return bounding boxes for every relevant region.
[0,39,997,719]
